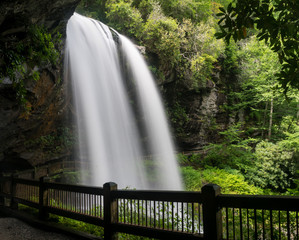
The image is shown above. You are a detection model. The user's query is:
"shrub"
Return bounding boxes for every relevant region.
[142,4,181,73]
[181,166,202,191]
[246,140,297,191]
[106,1,144,38]
[203,123,256,170]
[201,167,263,195]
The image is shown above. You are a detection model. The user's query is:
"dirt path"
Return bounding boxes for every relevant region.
[0,217,76,240]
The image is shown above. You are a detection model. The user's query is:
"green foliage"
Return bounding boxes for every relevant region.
[203,123,256,170]
[51,171,82,184]
[28,26,61,65]
[181,166,202,191]
[0,25,61,109]
[24,127,76,155]
[177,153,202,166]
[180,164,264,195]
[132,0,155,20]
[287,171,299,196]
[76,0,107,21]
[50,214,104,237]
[177,153,188,165]
[201,167,263,194]
[177,17,225,89]
[216,0,299,90]
[279,123,299,151]
[224,37,298,142]
[118,234,153,240]
[147,65,165,82]
[51,202,154,240]
[106,0,144,38]
[158,0,212,22]
[237,36,281,92]
[221,42,239,78]
[190,53,216,88]
[168,102,189,136]
[202,119,298,193]
[226,37,280,108]
[246,140,298,191]
[142,5,181,73]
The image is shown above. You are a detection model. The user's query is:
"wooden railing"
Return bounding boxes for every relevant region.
[0,175,298,240]
[218,194,299,240]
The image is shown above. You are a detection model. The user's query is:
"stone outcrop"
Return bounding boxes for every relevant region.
[163,65,231,151]
[168,88,227,151]
[0,0,80,172]
[0,0,79,35]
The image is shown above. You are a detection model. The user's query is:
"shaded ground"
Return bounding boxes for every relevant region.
[0,207,101,240]
[0,215,76,240]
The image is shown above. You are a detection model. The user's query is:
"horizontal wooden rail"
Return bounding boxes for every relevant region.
[14,178,39,186]
[44,182,104,195]
[0,176,11,182]
[113,223,203,240]
[14,197,39,209]
[45,206,104,226]
[0,192,9,198]
[218,194,299,211]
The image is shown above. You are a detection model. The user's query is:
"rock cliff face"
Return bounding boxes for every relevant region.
[0,0,80,172]
[163,65,230,151]
[0,0,79,34]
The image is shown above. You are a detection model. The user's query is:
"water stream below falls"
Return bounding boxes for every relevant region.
[65,13,182,190]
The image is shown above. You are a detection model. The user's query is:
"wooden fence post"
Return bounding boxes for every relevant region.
[104,182,118,240]
[10,174,18,209]
[202,184,222,240]
[39,176,49,220]
[31,169,36,180]
[0,173,3,205]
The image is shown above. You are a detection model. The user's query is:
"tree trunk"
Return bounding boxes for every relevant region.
[268,97,273,140]
[262,101,268,139]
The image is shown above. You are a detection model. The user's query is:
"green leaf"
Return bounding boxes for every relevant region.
[215,32,226,39]
[219,7,226,13]
[218,17,226,24]
[227,3,233,12]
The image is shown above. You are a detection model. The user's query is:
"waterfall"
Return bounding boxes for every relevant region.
[65,13,182,190]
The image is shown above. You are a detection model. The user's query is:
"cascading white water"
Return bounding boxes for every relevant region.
[65,13,182,190]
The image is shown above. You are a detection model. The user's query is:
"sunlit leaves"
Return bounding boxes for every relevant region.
[106,1,144,38]
[143,4,181,73]
[177,17,225,89]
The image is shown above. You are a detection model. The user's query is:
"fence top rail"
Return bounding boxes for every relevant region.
[0,176,11,182]
[218,194,299,211]
[112,189,203,203]
[44,181,104,195]
[14,178,39,186]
